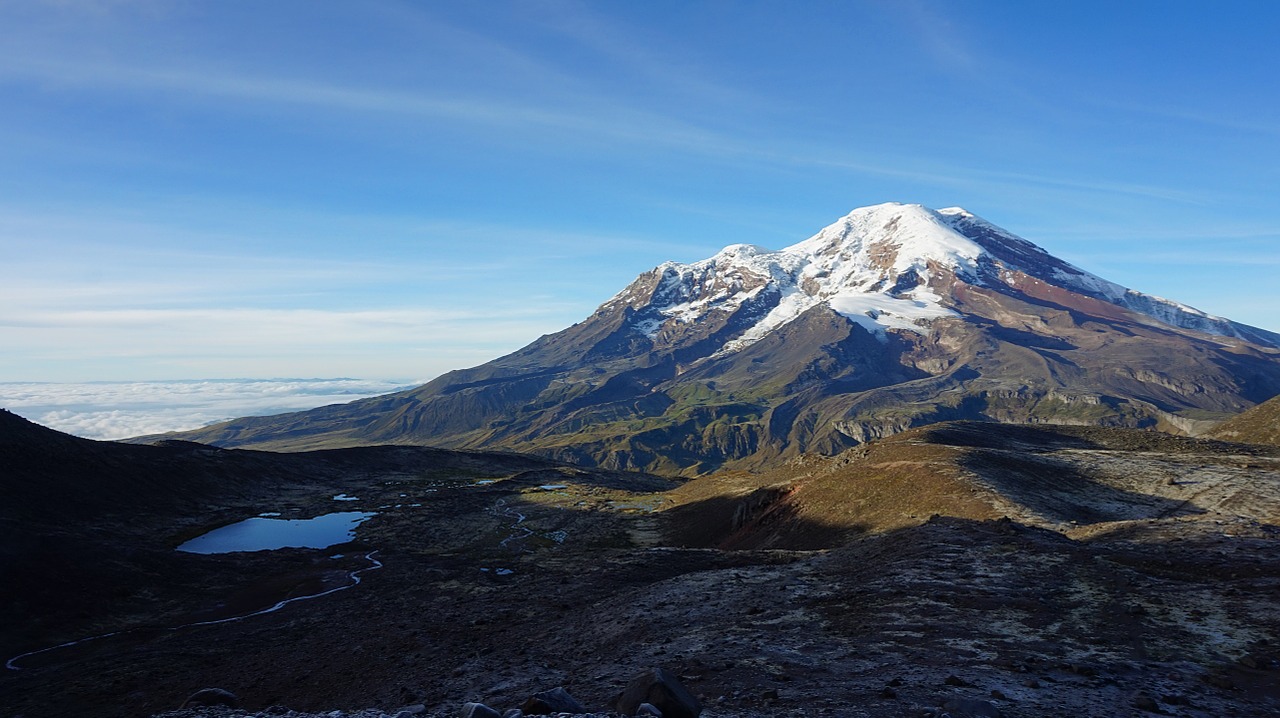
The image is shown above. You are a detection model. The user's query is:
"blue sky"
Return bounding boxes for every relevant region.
[2,0,1279,382]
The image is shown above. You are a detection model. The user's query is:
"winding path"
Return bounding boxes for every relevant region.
[5,551,383,671]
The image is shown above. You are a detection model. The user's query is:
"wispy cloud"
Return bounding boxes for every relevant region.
[1095,98,1280,138]
[2,24,1210,210]
[0,304,574,340]
[2,53,735,157]
[894,0,981,75]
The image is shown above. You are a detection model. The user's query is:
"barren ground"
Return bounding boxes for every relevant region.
[2,422,1279,717]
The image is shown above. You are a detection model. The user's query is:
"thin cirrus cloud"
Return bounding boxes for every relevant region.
[5,55,732,158]
[1,305,578,348]
[4,28,1229,234]
[6,45,1209,210]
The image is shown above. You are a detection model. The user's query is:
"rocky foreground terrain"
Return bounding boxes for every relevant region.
[3,411,1280,717]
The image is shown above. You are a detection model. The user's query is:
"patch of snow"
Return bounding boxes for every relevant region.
[634,317,662,339]
[332,494,359,502]
[828,288,960,342]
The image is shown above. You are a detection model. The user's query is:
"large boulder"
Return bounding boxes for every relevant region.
[615,668,701,718]
[458,702,502,718]
[180,688,239,709]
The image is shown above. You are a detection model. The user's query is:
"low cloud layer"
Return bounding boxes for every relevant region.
[1,379,413,440]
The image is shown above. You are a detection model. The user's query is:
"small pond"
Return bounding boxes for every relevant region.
[177,511,377,554]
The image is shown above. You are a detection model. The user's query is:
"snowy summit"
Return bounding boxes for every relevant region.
[608,202,1279,353]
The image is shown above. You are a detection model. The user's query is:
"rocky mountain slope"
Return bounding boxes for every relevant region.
[1209,393,1280,446]
[154,203,1280,475]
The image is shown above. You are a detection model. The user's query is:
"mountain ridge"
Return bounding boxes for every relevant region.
[146,203,1280,474]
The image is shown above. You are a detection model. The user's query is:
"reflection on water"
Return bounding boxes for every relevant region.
[177,512,376,554]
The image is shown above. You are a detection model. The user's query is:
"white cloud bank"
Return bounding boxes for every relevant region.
[0,378,414,440]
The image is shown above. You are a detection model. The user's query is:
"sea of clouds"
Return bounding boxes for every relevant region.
[0,378,416,440]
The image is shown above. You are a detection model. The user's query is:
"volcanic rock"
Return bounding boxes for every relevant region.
[614,667,702,718]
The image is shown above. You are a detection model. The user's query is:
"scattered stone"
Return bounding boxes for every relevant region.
[637,703,664,717]
[989,689,1006,700]
[396,704,427,715]
[614,667,702,718]
[761,688,779,700]
[521,687,588,716]
[1066,663,1098,677]
[459,702,502,718]
[181,688,239,709]
[1023,679,1040,689]
[943,675,971,687]
[502,710,524,718]
[1203,673,1235,690]
[879,687,897,699]
[941,697,1002,718]
[887,677,905,687]
[1133,694,1160,712]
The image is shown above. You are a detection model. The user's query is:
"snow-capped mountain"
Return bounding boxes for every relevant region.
[160,203,1280,475]
[608,202,1278,356]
